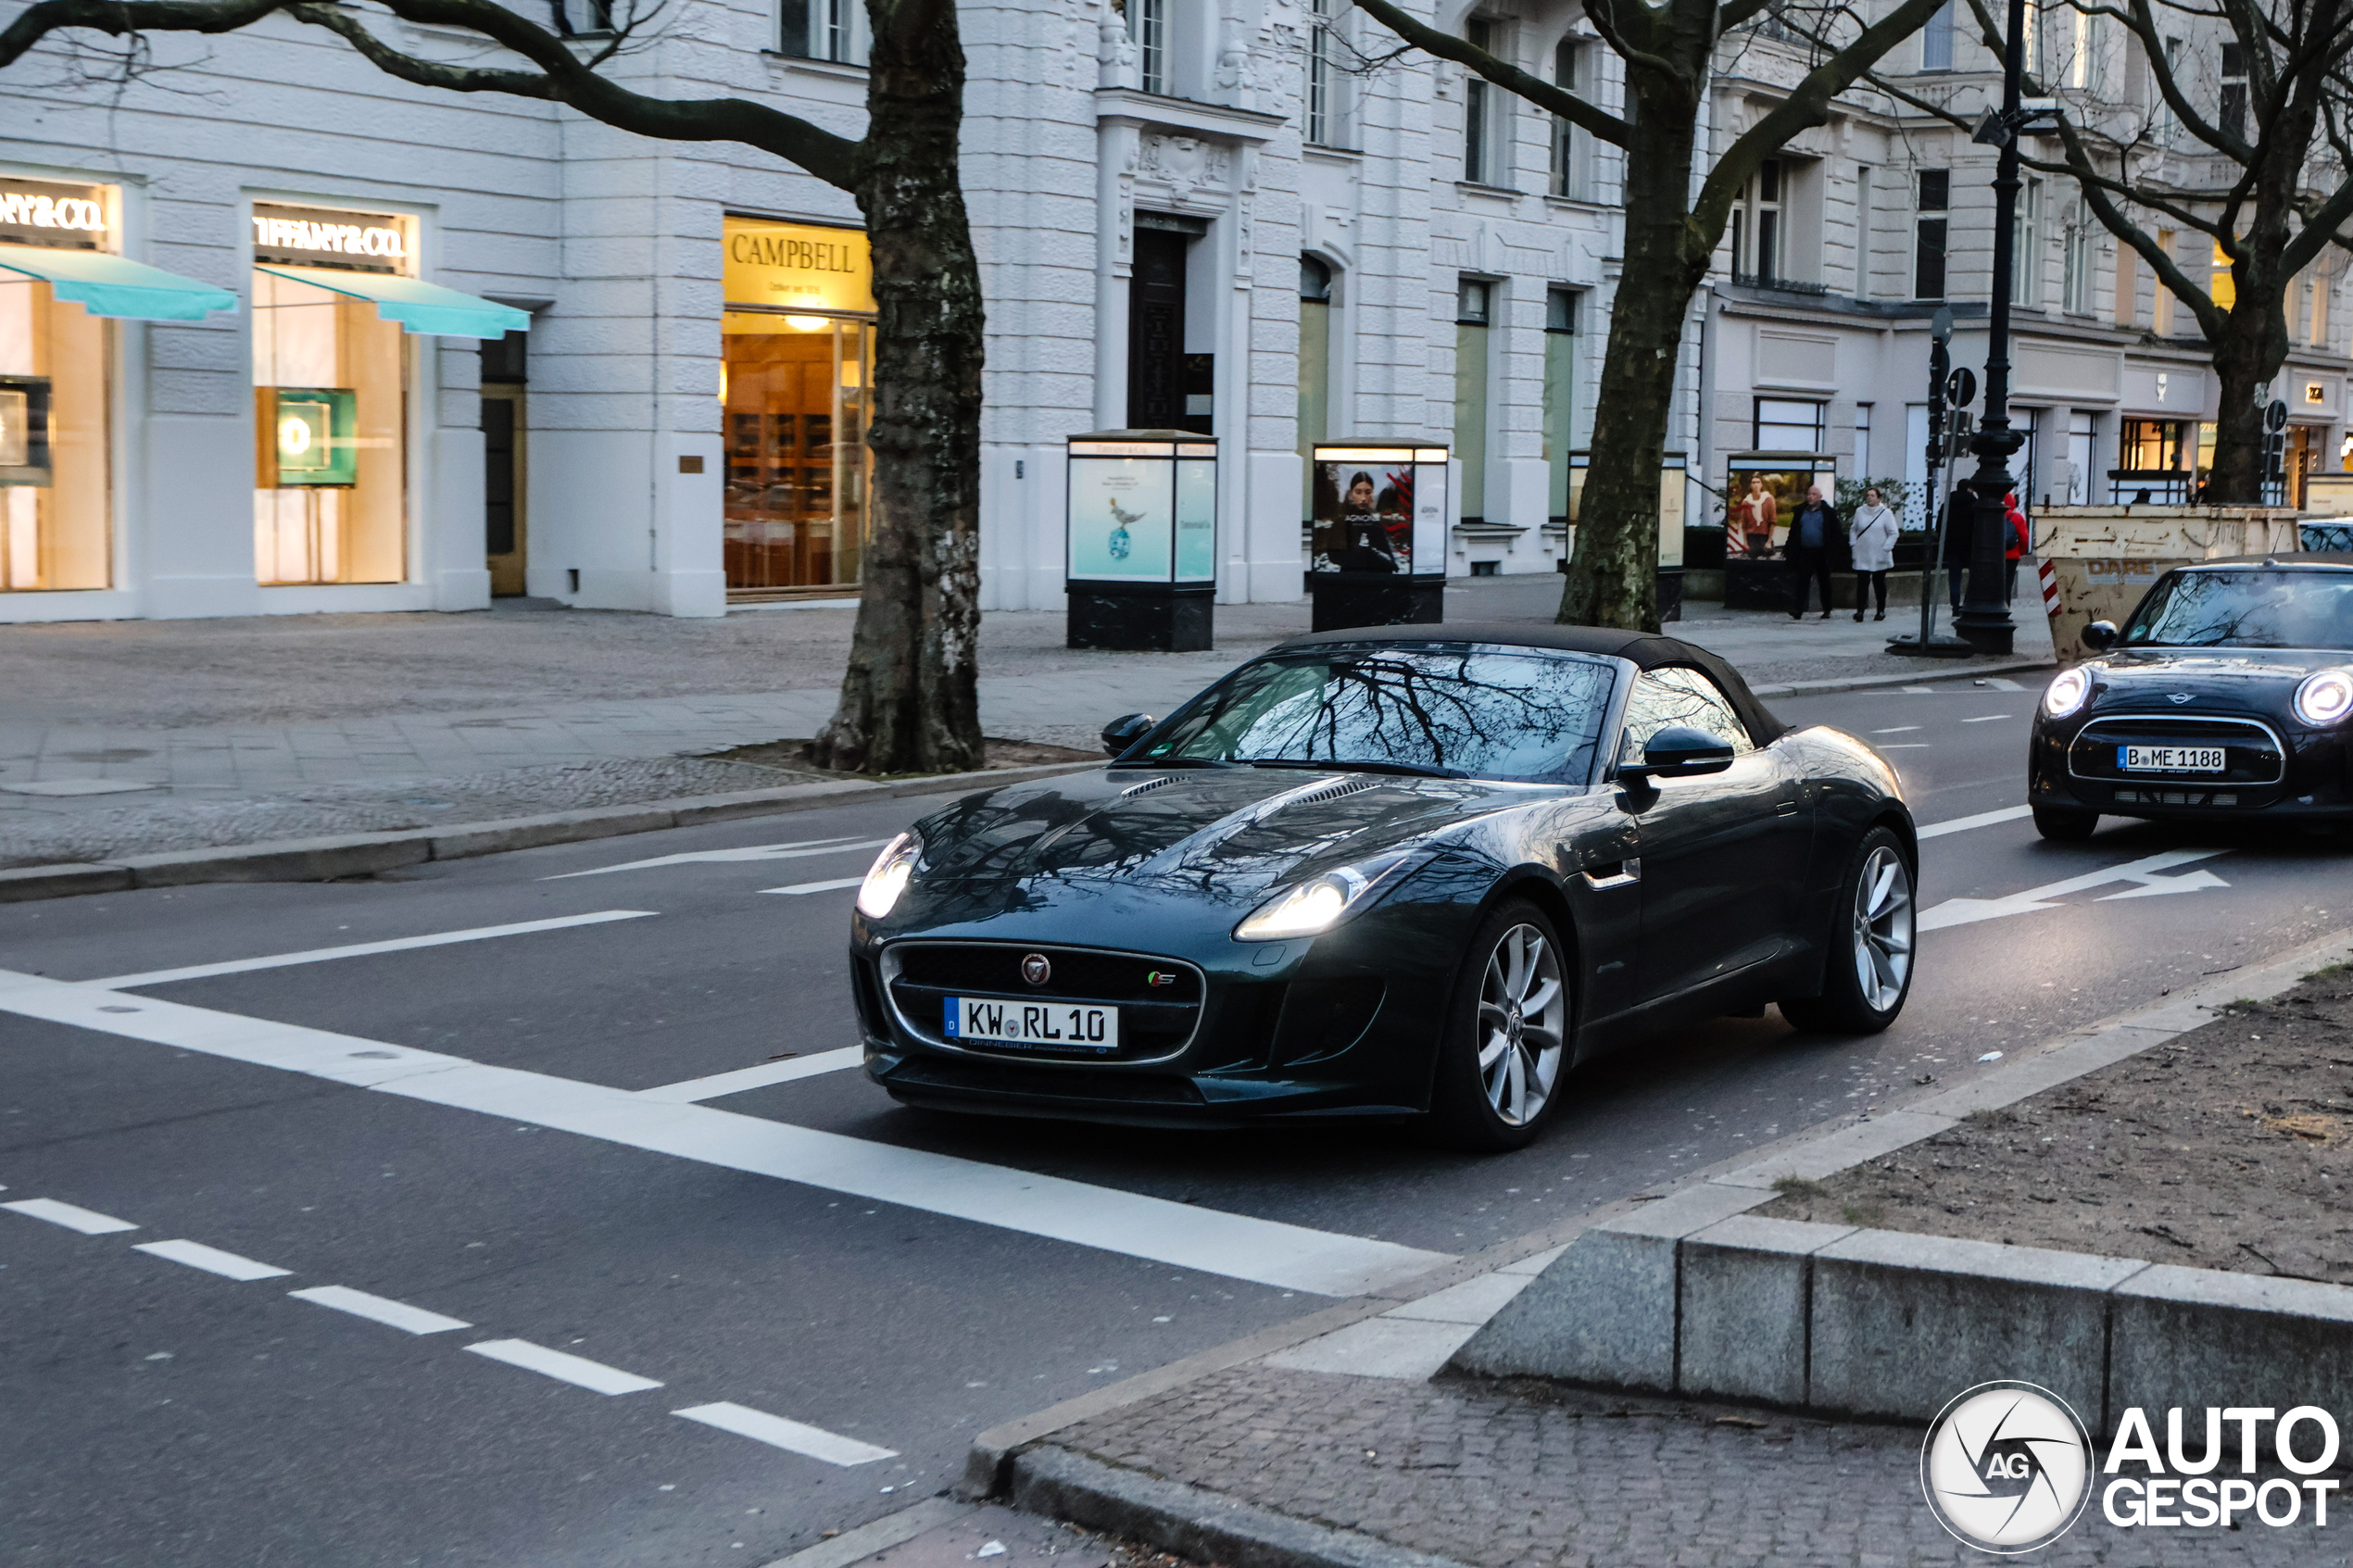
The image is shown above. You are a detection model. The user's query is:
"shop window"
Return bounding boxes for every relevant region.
[721,217,876,596]
[0,178,113,593]
[251,204,416,586]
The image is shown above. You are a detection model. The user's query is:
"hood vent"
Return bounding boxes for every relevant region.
[1119,774,1179,799]
[1277,776,1381,811]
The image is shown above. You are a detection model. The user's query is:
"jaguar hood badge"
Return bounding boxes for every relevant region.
[1021,953,1051,985]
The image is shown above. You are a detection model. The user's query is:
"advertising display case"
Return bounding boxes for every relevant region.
[1306,438,1449,631]
[1065,430,1215,650]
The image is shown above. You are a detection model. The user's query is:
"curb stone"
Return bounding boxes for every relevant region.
[0,760,1102,904]
[1009,1447,1475,1568]
[965,922,2353,1566]
[1745,654,2055,699]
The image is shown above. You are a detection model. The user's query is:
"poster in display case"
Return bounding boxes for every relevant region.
[1064,431,1217,650]
[256,386,359,488]
[0,376,52,486]
[1305,439,1449,631]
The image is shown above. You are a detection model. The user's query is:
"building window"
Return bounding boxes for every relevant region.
[1299,257,1333,520]
[1854,404,1873,479]
[1922,0,1954,70]
[251,203,416,587]
[2221,43,2246,142]
[1544,289,1577,519]
[2069,4,2093,87]
[1454,279,1492,520]
[1730,160,1785,283]
[1464,19,1507,185]
[2115,242,2138,325]
[0,177,114,594]
[1131,0,1168,94]
[2313,271,2332,347]
[779,0,867,64]
[1306,0,1345,145]
[1550,40,1589,199]
[2066,410,2097,503]
[721,218,875,596]
[1855,165,1875,302]
[2011,178,2043,307]
[2062,205,2093,314]
[1755,398,1826,453]
[2158,38,2183,145]
[2210,240,2236,310]
[2153,230,2176,332]
[2120,419,2186,470]
[1915,169,1949,301]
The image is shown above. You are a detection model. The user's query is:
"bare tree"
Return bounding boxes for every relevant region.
[1347,0,1946,632]
[0,0,985,774]
[1869,0,2353,503]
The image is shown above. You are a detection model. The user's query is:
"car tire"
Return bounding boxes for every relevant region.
[2032,805,2099,841]
[1780,826,1915,1035]
[1428,900,1572,1152]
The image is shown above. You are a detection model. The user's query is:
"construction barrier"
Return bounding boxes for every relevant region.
[2032,506,2303,665]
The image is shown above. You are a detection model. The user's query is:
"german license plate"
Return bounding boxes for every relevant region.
[944,997,1119,1053]
[2120,745,2226,773]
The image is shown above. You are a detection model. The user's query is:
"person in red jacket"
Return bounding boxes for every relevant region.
[2003,492,2031,602]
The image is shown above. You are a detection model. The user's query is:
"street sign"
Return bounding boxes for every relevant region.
[2266,399,2289,433]
[1945,368,1978,408]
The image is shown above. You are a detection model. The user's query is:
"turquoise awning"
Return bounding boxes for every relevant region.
[0,244,237,322]
[258,263,529,340]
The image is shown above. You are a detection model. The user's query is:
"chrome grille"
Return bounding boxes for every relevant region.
[2067,715,2285,786]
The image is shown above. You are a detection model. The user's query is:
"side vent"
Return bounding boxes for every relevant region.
[1119,774,1179,799]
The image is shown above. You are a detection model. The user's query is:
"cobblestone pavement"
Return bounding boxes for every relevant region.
[1043,1365,2333,1567]
[0,577,2050,865]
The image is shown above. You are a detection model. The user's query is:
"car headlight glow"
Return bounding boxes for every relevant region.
[2042,667,2093,720]
[2295,668,2353,726]
[1233,850,1420,942]
[856,831,922,920]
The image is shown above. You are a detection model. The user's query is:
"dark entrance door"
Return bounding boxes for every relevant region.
[481,330,527,596]
[1126,228,1213,435]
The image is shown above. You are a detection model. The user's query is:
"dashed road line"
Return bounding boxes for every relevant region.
[673,1401,895,1465]
[3,1198,139,1235]
[289,1285,473,1335]
[466,1338,664,1395]
[547,836,891,880]
[89,910,660,989]
[0,968,1453,1297]
[636,1048,862,1102]
[759,877,865,897]
[132,1239,291,1281]
[1916,804,2034,839]
[1961,713,2012,722]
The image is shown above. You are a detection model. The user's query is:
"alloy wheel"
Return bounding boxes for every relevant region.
[1851,846,1915,1012]
[1476,923,1566,1127]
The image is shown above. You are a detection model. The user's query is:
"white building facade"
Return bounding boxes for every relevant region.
[0,0,1633,626]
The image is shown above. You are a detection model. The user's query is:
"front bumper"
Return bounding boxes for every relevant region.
[2030,710,2353,822]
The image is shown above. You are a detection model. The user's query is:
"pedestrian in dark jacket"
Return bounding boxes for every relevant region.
[1787,485,1837,620]
[1942,479,1977,611]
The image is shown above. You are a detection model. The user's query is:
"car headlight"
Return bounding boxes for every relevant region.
[1233,849,1420,941]
[856,832,922,920]
[2295,668,2353,726]
[2042,667,2093,720]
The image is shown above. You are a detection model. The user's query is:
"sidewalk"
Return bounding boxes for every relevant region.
[0,577,2050,870]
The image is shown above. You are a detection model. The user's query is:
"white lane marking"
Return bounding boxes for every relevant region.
[545,837,890,880]
[760,877,865,897]
[1979,678,2026,691]
[133,1239,291,1281]
[1871,725,1922,734]
[1879,744,1930,748]
[0,971,1449,1297]
[636,1048,862,1103]
[673,1401,896,1465]
[1961,714,2013,723]
[288,1285,472,1335]
[88,911,660,989]
[1919,848,2230,931]
[4,1198,139,1235]
[466,1338,663,1395]
[1902,685,1933,694]
[1917,805,2034,839]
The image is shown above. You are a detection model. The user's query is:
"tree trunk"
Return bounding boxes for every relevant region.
[1556,103,1707,633]
[2203,307,2282,505]
[811,0,988,774]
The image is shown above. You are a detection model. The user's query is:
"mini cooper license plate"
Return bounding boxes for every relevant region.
[944,997,1119,1053]
[2120,745,2226,773]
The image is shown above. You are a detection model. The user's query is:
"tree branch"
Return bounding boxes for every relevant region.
[1346,0,1629,144]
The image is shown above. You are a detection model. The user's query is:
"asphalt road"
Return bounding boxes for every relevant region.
[3,670,2347,1567]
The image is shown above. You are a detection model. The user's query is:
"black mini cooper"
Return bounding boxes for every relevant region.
[2029,554,2353,839]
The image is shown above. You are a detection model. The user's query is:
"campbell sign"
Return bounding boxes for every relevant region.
[723,217,874,316]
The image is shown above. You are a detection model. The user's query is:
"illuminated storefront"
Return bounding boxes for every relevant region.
[721,217,875,598]
[0,176,232,596]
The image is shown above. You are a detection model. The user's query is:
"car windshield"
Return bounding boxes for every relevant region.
[1141,646,1616,782]
[2121,569,2353,650]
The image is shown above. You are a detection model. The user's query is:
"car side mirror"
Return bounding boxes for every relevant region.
[2080,620,2119,652]
[1101,713,1156,757]
[1620,725,1737,782]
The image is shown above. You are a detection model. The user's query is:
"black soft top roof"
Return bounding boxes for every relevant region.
[1270,621,1787,745]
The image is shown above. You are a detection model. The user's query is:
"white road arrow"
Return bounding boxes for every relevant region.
[542,836,890,879]
[1918,847,2231,932]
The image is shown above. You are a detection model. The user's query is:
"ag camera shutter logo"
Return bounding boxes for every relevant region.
[1921,1381,2094,1552]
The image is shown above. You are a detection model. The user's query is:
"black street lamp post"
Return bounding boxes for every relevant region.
[1954,0,2043,655]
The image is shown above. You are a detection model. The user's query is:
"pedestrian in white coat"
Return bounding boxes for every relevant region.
[1847,486,1901,622]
